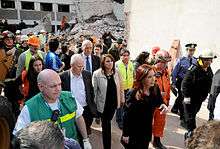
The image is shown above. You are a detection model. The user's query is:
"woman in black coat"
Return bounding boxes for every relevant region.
[122,64,168,149]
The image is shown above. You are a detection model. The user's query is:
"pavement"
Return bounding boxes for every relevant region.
[89,93,209,149]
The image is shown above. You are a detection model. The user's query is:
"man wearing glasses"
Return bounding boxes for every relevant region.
[13,69,92,149]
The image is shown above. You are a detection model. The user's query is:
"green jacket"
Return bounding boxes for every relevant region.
[25,91,78,139]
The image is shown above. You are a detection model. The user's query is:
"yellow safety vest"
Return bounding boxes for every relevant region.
[116,60,134,90]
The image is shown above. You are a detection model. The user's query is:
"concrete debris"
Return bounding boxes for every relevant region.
[186,121,220,149]
[70,13,125,39]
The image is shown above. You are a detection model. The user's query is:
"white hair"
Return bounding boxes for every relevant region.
[81,40,92,50]
[70,54,84,65]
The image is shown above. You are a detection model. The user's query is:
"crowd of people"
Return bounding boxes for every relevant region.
[0,21,219,149]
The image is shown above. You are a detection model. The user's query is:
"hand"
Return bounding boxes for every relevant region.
[122,136,129,144]
[159,104,169,114]
[83,138,92,149]
[183,97,191,104]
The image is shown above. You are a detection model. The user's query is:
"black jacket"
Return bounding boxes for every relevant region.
[181,63,213,103]
[59,70,97,117]
[122,85,163,142]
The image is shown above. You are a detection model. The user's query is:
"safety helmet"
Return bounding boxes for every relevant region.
[2,30,14,39]
[199,49,217,59]
[151,46,160,56]
[27,35,40,47]
[20,35,29,42]
[155,50,172,63]
[15,30,21,35]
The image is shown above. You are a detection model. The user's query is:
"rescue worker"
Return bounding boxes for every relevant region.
[171,43,197,128]
[152,50,171,149]
[16,35,45,77]
[182,49,215,140]
[115,49,134,129]
[0,30,17,79]
[13,69,92,149]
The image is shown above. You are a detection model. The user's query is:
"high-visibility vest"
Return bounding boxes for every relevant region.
[116,60,134,90]
[26,91,78,139]
[25,49,43,70]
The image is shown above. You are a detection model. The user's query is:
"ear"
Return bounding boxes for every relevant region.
[38,83,44,92]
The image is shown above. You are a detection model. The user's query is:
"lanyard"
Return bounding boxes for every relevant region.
[44,99,63,128]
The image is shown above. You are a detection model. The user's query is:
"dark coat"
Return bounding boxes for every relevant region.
[122,85,163,142]
[59,70,97,117]
[91,54,100,74]
[181,63,213,103]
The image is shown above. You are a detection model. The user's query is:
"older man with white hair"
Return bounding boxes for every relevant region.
[81,40,100,74]
[60,54,97,135]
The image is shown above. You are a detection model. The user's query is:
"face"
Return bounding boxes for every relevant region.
[33,60,43,73]
[187,48,195,57]
[83,43,93,56]
[94,46,101,55]
[29,45,39,54]
[39,74,62,103]
[4,38,14,47]
[71,59,84,76]
[21,40,28,47]
[104,57,114,71]
[202,58,213,68]
[121,52,130,64]
[155,62,167,70]
[142,69,155,88]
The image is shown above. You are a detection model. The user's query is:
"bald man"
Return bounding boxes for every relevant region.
[13,69,92,149]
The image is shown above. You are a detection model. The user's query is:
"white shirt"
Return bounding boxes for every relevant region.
[82,53,92,73]
[13,98,83,135]
[70,72,87,107]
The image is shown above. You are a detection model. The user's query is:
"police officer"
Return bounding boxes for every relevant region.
[181,49,215,139]
[171,43,197,127]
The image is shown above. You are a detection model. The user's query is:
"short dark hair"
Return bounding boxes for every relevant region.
[49,38,59,52]
[101,54,115,74]
[120,49,130,56]
[94,43,102,49]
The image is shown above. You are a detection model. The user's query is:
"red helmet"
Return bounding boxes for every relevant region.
[151,46,160,56]
[155,50,172,63]
[2,30,14,39]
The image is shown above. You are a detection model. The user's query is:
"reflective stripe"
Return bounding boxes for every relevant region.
[48,112,76,124]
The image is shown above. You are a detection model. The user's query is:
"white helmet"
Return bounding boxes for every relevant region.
[16,30,21,34]
[199,49,217,59]
[20,35,29,42]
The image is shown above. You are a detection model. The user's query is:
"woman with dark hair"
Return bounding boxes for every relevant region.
[21,56,44,101]
[92,54,124,149]
[121,64,168,149]
[133,51,150,71]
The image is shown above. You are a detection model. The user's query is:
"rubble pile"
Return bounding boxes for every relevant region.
[186,121,220,149]
[70,13,125,39]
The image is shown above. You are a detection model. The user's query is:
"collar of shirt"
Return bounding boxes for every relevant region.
[70,70,82,79]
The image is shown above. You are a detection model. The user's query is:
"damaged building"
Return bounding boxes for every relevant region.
[0,0,126,37]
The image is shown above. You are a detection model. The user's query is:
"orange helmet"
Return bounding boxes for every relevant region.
[155,50,172,63]
[27,35,40,47]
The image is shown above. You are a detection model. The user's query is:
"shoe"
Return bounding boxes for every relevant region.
[184,131,193,141]
[171,108,179,115]
[153,137,167,149]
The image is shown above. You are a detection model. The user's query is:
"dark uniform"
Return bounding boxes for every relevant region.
[181,63,213,132]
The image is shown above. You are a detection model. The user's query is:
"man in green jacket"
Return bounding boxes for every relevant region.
[13,69,91,149]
